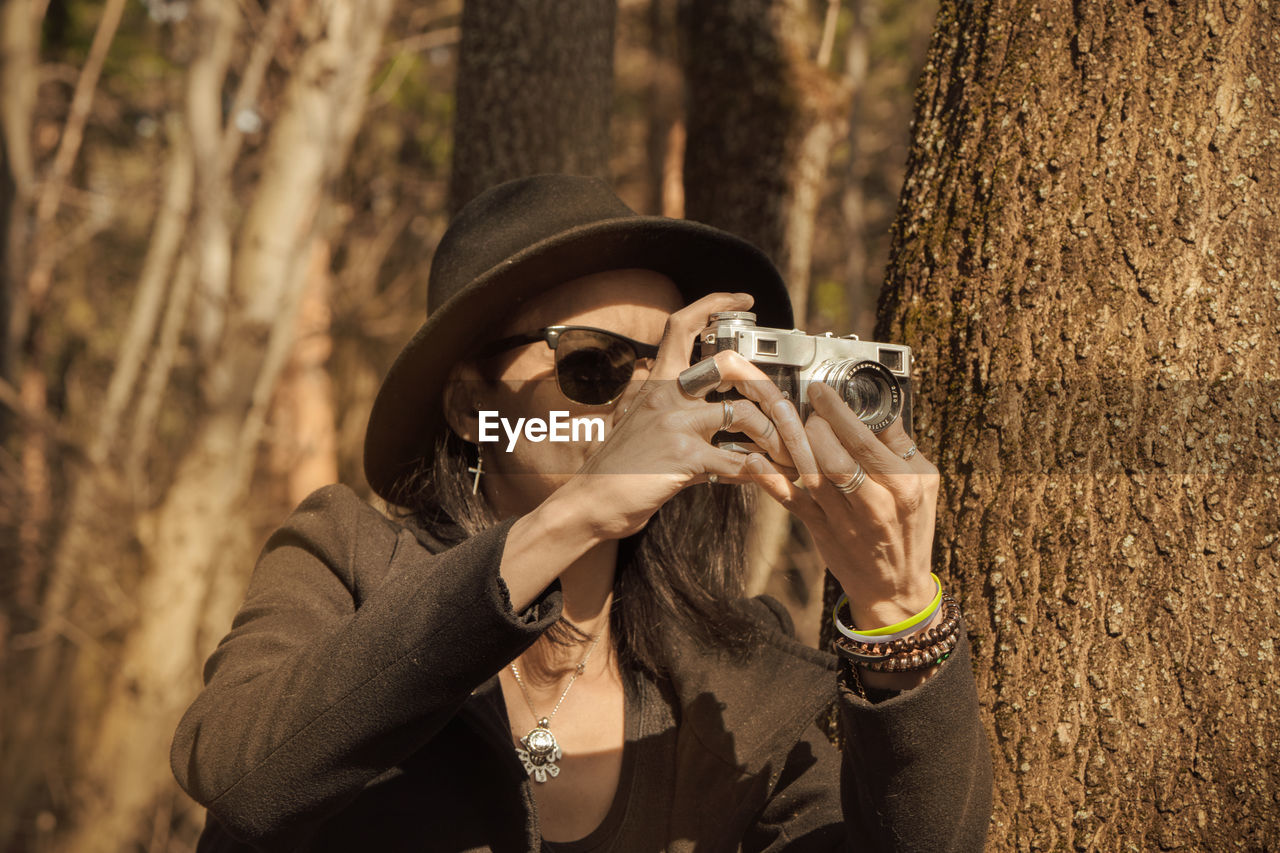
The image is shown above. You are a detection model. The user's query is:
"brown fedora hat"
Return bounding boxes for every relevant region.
[363,174,794,502]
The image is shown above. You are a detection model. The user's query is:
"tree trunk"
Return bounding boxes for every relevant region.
[645,0,684,217]
[681,0,846,314]
[270,239,340,507]
[834,0,938,338]
[877,1,1280,848]
[681,0,854,613]
[448,0,616,214]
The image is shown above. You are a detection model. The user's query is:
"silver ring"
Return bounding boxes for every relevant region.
[901,444,918,461]
[719,399,735,432]
[677,358,722,398]
[834,466,865,495]
[707,473,719,485]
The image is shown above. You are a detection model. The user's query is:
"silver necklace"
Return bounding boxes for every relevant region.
[509,631,603,783]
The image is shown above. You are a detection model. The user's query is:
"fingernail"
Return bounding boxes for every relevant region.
[745,454,764,474]
[809,382,827,400]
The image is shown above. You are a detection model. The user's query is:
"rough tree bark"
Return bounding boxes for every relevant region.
[874,1,1279,849]
[448,0,616,214]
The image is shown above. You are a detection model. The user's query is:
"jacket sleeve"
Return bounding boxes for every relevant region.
[747,634,993,852]
[169,484,561,850]
[834,634,993,851]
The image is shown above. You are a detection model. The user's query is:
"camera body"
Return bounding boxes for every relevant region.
[696,312,913,449]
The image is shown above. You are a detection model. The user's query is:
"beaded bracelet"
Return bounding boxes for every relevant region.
[832,573,943,642]
[831,594,963,673]
[860,633,958,672]
[833,630,957,672]
[834,594,961,656]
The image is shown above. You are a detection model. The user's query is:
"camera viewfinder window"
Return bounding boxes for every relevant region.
[878,348,903,371]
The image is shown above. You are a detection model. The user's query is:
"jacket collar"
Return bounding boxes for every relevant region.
[406,517,838,776]
[457,607,837,774]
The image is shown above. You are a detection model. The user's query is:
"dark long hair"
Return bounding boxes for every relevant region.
[392,427,763,677]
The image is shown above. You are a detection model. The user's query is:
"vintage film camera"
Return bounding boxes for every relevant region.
[695,312,913,451]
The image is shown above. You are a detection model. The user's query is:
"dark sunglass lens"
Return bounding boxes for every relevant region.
[555,331,636,405]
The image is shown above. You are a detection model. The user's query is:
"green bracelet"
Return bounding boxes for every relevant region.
[833,573,943,640]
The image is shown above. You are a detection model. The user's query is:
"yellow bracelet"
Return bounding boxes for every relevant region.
[833,573,943,640]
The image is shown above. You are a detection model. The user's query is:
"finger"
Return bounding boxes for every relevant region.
[652,292,754,380]
[761,394,826,496]
[805,414,884,505]
[697,446,755,485]
[743,453,823,520]
[699,458,800,487]
[691,398,794,467]
[726,399,795,467]
[708,350,793,415]
[806,381,910,482]
[877,418,930,468]
[672,347,786,404]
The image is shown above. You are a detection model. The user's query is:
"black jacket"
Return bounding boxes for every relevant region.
[171,484,992,851]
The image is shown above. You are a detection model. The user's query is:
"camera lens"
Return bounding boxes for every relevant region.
[817,360,902,432]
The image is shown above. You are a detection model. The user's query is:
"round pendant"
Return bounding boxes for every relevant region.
[516,720,563,783]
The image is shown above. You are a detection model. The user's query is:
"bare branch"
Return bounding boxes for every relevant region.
[1,0,40,197]
[368,29,459,108]
[816,0,841,68]
[218,0,290,173]
[0,375,81,450]
[379,24,461,59]
[31,0,126,230]
[21,0,126,328]
[230,238,322,497]
[126,253,197,476]
[186,0,238,360]
[42,192,114,269]
[94,115,194,465]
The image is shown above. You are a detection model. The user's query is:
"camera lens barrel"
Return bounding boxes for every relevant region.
[813,359,903,432]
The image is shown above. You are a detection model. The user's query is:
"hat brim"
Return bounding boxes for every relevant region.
[363,215,794,502]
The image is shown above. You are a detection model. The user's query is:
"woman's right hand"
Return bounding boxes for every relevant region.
[556,292,796,542]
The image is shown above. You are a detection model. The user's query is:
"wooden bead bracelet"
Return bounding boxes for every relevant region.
[831,594,963,673]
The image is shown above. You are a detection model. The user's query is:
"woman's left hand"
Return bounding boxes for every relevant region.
[742,380,940,633]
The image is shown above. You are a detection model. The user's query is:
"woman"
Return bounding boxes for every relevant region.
[172,175,992,852]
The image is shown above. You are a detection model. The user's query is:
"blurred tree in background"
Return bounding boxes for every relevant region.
[449,0,615,213]
[1,0,431,848]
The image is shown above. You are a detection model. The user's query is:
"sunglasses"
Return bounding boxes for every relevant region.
[475,326,661,406]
